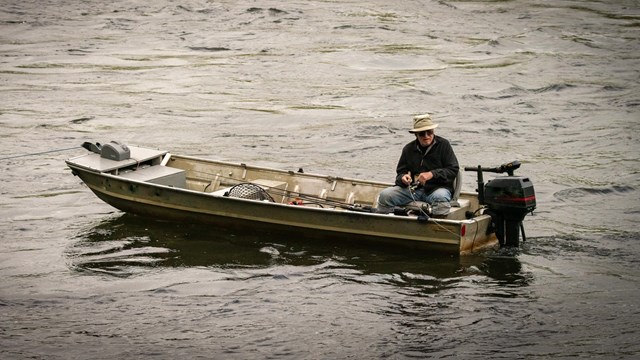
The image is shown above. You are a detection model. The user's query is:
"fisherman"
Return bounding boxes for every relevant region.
[377,113,459,215]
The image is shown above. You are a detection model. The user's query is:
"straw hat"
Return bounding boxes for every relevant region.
[409,113,439,133]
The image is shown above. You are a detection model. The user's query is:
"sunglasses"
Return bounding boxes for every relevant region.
[415,130,434,137]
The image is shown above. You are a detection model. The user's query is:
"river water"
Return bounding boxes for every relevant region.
[1,0,639,358]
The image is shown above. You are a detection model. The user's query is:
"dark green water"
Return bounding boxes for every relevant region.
[1,0,639,358]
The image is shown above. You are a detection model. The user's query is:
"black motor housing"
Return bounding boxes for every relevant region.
[484,176,536,247]
[485,176,536,217]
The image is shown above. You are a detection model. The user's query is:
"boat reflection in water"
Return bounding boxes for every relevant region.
[67,213,529,286]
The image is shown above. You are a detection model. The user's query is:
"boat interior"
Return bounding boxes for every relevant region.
[69,145,479,221]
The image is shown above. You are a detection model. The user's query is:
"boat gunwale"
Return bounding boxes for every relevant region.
[167,153,483,216]
[66,159,485,227]
[170,153,394,188]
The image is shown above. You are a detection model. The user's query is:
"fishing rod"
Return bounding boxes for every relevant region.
[0,146,81,161]
[188,168,462,236]
[229,180,370,211]
[191,168,377,211]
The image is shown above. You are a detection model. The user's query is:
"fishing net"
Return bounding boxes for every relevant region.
[225,183,275,202]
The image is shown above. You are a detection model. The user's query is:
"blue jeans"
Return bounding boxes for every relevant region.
[377,186,452,212]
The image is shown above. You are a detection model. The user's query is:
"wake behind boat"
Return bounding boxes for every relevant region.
[66,141,536,254]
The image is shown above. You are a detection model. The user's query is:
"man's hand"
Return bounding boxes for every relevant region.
[401,172,412,186]
[416,171,434,185]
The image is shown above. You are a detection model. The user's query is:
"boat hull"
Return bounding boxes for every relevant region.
[66,146,498,254]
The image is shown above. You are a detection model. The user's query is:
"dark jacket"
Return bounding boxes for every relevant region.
[394,135,459,194]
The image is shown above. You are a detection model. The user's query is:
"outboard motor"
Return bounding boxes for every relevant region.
[465,161,536,247]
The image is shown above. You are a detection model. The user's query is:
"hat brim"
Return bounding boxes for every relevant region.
[409,123,438,133]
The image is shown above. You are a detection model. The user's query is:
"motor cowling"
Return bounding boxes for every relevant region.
[485,176,536,219]
[484,176,536,247]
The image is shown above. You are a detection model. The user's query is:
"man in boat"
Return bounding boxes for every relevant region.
[377,113,459,215]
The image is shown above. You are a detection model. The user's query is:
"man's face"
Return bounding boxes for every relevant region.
[415,129,434,147]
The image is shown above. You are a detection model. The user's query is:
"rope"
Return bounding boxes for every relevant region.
[470,217,480,252]
[0,146,81,161]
